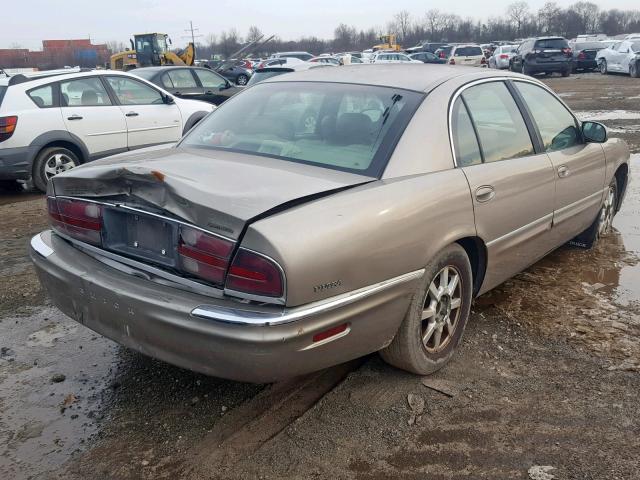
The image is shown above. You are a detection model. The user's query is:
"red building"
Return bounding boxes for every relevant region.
[0,39,110,69]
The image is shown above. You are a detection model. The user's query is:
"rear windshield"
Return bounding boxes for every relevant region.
[247,69,293,86]
[534,38,568,49]
[632,42,640,51]
[180,82,424,177]
[574,42,603,50]
[0,86,7,107]
[455,47,483,56]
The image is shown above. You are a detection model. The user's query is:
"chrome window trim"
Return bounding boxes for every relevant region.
[192,269,425,326]
[447,75,582,168]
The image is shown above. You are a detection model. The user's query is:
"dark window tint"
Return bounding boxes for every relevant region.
[167,69,197,88]
[0,86,7,106]
[194,69,227,89]
[455,47,483,56]
[161,73,173,89]
[27,84,54,108]
[462,82,534,163]
[106,77,163,105]
[574,42,603,50]
[60,77,112,106]
[534,38,568,49]
[181,82,423,177]
[246,69,292,86]
[514,82,580,152]
[452,98,482,167]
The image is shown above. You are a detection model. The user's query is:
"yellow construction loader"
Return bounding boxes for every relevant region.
[372,34,402,52]
[110,33,195,70]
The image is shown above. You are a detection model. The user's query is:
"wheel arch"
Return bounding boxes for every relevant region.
[455,236,488,297]
[614,163,629,212]
[29,131,88,165]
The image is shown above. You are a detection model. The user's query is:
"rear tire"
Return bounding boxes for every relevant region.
[236,74,248,86]
[562,67,571,77]
[380,244,473,376]
[521,62,530,76]
[631,61,639,78]
[33,147,80,193]
[571,179,617,249]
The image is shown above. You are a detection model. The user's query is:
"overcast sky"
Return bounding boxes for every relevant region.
[2,0,639,49]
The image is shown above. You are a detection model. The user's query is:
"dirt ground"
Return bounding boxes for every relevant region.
[1,72,639,480]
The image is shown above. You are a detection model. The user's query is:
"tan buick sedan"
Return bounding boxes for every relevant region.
[30,65,630,382]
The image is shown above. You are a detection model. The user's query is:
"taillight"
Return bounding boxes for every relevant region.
[562,47,572,56]
[439,51,445,58]
[578,51,586,59]
[48,197,103,245]
[449,58,455,65]
[481,56,487,64]
[0,116,18,142]
[226,249,283,298]
[500,54,509,59]
[178,225,234,285]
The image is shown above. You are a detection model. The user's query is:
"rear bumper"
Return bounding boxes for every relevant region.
[30,231,420,383]
[575,59,597,70]
[527,61,571,72]
[0,146,35,180]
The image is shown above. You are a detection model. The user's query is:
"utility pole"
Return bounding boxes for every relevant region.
[183,21,203,59]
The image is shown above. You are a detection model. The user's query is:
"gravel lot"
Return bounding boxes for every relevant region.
[1,72,639,480]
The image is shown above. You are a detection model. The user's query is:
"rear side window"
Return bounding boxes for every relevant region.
[514,82,580,152]
[60,77,112,106]
[27,85,54,108]
[167,69,197,88]
[194,69,226,89]
[461,82,534,163]
[455,47,483,56]
[534,38,568,49]
[452,98,482,167]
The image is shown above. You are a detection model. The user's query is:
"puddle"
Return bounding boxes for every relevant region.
[574,110,640,121]
[477,154,640,371]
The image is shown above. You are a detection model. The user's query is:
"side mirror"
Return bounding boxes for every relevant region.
[163,94,175,105]
[582,121,607,143]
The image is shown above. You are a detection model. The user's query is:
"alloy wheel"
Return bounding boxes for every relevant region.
[598,185,616,237]
[237,75,248,86]
[44,153,77,180]
[421,265,463,353]
[600,60,607,74]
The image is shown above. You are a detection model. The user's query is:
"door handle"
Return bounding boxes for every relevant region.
[557,165,570,178]
[475,185,495,203]
[67,115,83,120]
[125,112,139,117]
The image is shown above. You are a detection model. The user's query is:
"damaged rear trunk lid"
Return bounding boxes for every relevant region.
[50,147,375,240]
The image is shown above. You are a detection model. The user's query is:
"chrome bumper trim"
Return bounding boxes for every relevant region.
[191,269,424,326]
[30,233,54,258]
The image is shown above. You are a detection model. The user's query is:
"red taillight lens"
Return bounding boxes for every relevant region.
[500,54,509,59]
[226,249,283,298]
[48,197,103,245]
[562,47,572,56]
[449,58,455,65]
[481,57,487,64]
[178,225,234,285]
[0,116,18,142]
[313,323,348,343]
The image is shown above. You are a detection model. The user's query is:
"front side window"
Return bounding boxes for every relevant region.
[60,77,112,106]
[452,98,482,167]
[106,77,163,105]
[180,82,423,177]
[194,69,226,89]
[515,82,580,152]
[167,69,197,88]
[461,81,534,163]
[27,84,54,108]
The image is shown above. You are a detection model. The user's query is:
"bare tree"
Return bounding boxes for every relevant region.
[333,23,358,52]
[571,1,600,33]
[246,26,263,43]
[393,10,412,42]
[507,1,530,36]
[538,2,562,35]
[105,40,127,54]
[425,9,445,40]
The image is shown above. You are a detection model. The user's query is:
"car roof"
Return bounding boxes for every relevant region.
[263,64,518,93]
[2,69,142,90]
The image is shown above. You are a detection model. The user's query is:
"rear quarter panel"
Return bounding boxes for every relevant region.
[241,169,476,307]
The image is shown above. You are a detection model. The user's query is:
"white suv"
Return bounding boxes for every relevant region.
[0,70,214,191]
[448,45,487,67]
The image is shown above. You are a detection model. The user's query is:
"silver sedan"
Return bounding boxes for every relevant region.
[31,65,630,382]
[488,45,519,69]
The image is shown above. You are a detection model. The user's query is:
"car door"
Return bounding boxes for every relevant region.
[618,42,635,73]
[104,75,182,148]
[59,76,127,157]
[192,68,235,105]
[452,80,557,291]
[610,42,627,70]
[513,81,606,244]
[163,69,204,100]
